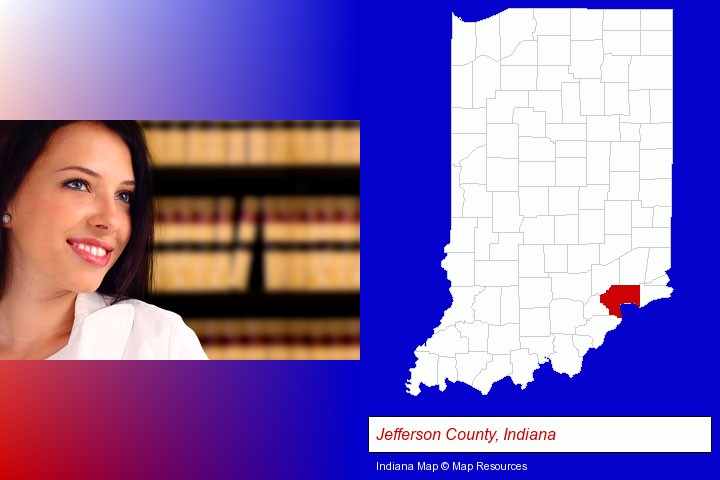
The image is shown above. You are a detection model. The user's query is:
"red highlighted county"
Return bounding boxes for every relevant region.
[600,285,640,318]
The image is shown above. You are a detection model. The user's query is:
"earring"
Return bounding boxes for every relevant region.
[2,214,10,224]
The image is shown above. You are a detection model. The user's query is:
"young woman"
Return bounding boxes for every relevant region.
[0,121,207,359]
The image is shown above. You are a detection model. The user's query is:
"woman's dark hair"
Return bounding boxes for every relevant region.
[0,121,154,302]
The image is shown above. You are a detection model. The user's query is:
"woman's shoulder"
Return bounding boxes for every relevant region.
[115,296,183,324]
[84,293,208,359]
[79,292,178,321]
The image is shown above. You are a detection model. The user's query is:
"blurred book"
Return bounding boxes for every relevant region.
[186,317,360,360]
[143,120,360,166]
[153,196,238,293]
[152,195,359,293]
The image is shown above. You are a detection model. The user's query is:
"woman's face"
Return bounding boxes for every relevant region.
[4,122,134,295]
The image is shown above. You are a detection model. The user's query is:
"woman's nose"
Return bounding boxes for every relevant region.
[89,195,122,232]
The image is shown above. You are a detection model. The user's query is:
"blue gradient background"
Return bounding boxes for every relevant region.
[0,1,717,479]
[0,0,359,118]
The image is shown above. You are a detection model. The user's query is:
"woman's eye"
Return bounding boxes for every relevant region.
[64,179,89,191]
[116,191,133,204]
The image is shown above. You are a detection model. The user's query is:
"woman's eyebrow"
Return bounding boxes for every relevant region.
[55,165,135,186]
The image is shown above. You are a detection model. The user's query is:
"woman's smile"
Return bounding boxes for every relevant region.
[67,237,115,267]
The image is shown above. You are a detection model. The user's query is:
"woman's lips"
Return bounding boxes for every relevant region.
[67,240,112,267]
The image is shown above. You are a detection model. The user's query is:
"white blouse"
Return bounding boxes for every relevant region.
[47,292,208,360]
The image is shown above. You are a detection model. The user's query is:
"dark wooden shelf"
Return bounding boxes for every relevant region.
[147,292,360,318]
[153,241,360,251]
[152,166,360,195]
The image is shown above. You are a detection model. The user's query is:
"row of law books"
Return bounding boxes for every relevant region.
[185,318,360,360]
[152,196,360,292]
[153,250,359,292]
[142,121,360,166]
[155,196,360,244]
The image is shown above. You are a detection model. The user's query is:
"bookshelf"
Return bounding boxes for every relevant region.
[147,293,360,318]
[153,166,359,195]
[142,121,360,359]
